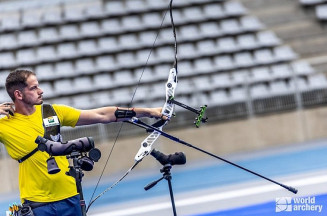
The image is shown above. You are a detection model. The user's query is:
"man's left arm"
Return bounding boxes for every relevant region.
[76,107,164,126]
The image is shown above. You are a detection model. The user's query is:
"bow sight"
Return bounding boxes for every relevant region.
[168,96,208,128]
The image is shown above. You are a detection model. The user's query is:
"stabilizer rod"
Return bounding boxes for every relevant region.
[127,117,298,194]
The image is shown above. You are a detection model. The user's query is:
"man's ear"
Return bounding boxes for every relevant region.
[14,89,23,100]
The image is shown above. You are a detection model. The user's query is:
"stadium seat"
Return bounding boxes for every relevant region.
[105,1,125,15]
[98,37,119,52]
[308,74,327,89]
[257,31,281,47]
[1,13,20,31]
[224,1,247,16]
[17,49,37,65]
[73,76,93,92]
[193,76,212,92]
[80,22,101,37]
[78,40,99,55]
[254,49,275,64]
[72,94,93,109]
[64,5,85,22]
[0,52,16,68]
[54,79,75,95]
[54,61,75,78]
[42,7,62,24]
[200,22,222,37]
[234,52,254,67]
[212,73,232,88]
[210,90,230,105]
[18,30,38,46]
[316,4,327,20]
[251,67,271,82]
[39,27,59,43]
[237,34,258,50]
[142,13,162,28]
[101,19,121,34]
[75,58,95,74]
[214,55,235,70]
[274,46,297,61]
[180,43,198,58]
[270,80,291,95]
[221,19,242,35]
[121,15,142,31]
[37,46,57,62]
[118,34,139,49]
[183,7,203,21]
[57,43,77,59]
[231,70,249,85]
[22,9,42,27]
[197,40,217,55]
[203,3,225,19]
[194,58,214,73]
[59,25,80,40]
[96,55,117,71]
[250,84,270,99]
[117,52,136,67]
[92,91,112,107]
[271,64,292,79]
[0,33,17,49]
[112,70,135,86]
[218,37,238,53]
[35,64,55,80]
[40,82,56,98]
[230,87,247,102]
[291,61,315,75]
[94,73,114,90]
[240,16,264,32]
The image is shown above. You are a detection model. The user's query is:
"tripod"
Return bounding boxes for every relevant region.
[66,151,87,216]
[145,164,178,216]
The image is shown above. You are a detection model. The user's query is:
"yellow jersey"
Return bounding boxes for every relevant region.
[0,104,81,203]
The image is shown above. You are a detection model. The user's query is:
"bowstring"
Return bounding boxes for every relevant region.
[86,2,172,210]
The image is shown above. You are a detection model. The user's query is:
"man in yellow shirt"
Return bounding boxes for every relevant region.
[0,69,165,216]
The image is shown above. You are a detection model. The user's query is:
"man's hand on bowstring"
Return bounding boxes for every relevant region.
[0,102,15,117]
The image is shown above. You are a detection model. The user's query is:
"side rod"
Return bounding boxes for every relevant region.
[127,118,298,194]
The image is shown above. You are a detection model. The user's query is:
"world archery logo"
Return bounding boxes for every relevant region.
[276,197,292,212]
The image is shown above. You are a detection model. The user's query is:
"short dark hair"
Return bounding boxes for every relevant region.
[5,69,36,101]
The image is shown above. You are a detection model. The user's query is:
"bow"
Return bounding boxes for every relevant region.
[86,0,180,212]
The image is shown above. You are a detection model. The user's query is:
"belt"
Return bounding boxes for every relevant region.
[24,200,50,209]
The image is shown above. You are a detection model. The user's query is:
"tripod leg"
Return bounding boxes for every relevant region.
[167,176,177,216]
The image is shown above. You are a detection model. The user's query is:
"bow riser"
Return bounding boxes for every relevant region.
[134,67,177,162]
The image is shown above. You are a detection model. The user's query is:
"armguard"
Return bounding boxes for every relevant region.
[115,108,136,120]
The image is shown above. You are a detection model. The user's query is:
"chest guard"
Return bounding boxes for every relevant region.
[18,104,61,163]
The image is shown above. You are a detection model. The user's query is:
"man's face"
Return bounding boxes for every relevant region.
[21,75,43,105]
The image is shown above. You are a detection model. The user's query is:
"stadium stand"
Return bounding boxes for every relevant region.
[0,0,326,138]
